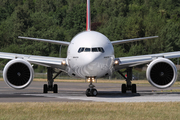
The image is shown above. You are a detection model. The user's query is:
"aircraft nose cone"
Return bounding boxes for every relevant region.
[71,53,113,78]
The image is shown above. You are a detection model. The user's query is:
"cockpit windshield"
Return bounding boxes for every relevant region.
[85,48,91,52]
[78,47,104,53]
[98,47,104,53]
[92,48,98,52]
[78,48,84,53]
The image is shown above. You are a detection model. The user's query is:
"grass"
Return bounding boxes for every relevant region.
[0,102,180,120]
[1,77,180,86]
[0,78,180,120]
[0,77,180,84]
[1,77,180,87]
[0,78,150,84]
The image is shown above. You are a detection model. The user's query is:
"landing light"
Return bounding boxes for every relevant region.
[87,78,91,82]
[87,78,95,83]
[62,61,66,65]
[92,78,95,82]
[114,60,119,65]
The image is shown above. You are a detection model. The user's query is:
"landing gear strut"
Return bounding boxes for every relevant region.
[86,78,98,97]
[43,67,62,93]
[118,67,137,93]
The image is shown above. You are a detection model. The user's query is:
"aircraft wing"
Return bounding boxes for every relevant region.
[18,36,70,46]
[0,52,67,71]
[114,51,180,70]
[111,36,158,45]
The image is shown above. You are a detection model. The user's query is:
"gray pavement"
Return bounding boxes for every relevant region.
[0,81,180,102]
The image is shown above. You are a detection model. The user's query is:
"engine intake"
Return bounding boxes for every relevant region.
[3,59,34,89]
[146,58,177,89]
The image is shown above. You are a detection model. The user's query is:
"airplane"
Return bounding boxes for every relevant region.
[0,0,180,97]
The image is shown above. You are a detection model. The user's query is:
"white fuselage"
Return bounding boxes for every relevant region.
[67,31,115,78]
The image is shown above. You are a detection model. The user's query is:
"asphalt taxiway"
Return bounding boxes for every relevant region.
[0,80,180,102]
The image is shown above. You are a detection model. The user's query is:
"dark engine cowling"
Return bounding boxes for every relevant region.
[3,59,34,89]
[146,58,177,89]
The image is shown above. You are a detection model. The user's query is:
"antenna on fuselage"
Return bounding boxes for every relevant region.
[86,0,91,31]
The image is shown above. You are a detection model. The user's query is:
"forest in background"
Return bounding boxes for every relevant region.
[0,0,180,72]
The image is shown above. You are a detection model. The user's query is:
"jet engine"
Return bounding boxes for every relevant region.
[3,59,34,89]
[146,58,177,89]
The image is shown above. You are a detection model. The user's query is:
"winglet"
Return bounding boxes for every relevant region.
[86,0,91,31]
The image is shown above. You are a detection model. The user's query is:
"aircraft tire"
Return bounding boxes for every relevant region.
[92,89,98,96]
[86,88,91,97]
[132,84,137,93]
[53,84,58,93]
[43,84,48,93]
[122,84,126,93]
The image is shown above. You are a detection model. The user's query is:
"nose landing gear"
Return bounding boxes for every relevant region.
[86,78,98,96]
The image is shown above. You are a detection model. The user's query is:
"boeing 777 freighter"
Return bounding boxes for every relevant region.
[0,0,180,96]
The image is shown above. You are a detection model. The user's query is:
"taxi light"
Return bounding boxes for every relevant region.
[87,78,95,83]
[62,61,66,65]
[114,60,119,65]
[88,78,90,82]
[92,78,95,82]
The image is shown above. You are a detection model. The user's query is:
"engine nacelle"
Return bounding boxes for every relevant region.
[146,58,177,89]
[3,59,34,89]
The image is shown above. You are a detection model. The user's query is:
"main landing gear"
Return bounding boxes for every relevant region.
[43,67,62,93]
[86,78,98,97]
[118,67,137,93]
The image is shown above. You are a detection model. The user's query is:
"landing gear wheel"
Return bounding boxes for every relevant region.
[121,84,126,93]
[86,88,98,97]
[86,88,90,97]
[132,84,137,93]
[92,89,98,96]
[43,84,48,93]
[53,84,58,93]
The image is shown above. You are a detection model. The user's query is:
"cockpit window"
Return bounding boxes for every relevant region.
[98,47,104,53]
[92,48,98,52]
[78,47,84,53]
[78,47,104,53]
[85,48,90,52]
[78,48,81,53]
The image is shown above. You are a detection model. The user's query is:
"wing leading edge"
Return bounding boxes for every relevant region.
[111,36,158,45]
[0,52,67,72]
[114,51,180,70]
[18,36,70,46]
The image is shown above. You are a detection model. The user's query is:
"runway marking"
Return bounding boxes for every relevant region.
[23,94,180,102]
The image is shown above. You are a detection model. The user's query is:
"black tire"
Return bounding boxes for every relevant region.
[132,84,137,93]
[86,88,90,97]
[121,84,126,93]
[53,84,58,93]
[43,84,48,93]
[92,89,98,96]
